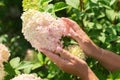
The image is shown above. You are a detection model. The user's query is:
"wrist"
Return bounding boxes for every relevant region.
[78,63,98,80]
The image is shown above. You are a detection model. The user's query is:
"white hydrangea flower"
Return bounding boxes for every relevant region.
[65,45,86,60]
[0,43,10,67]
[11,74,42,80]
[21,9,67,52]
[0,67,5,80]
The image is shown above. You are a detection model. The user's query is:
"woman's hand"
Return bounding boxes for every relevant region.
[61,18,101,58]
[61,17,90,42]
[40,47,98,80]
[61,18,120,72]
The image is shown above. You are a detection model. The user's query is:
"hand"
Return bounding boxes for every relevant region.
[61,18,99,57]
[61,17,90,42]
[61,18,120,72]
[40,47,98,80]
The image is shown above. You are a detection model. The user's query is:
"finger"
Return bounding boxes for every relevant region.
[61,17,90,41]
[56,47,76,62]
[40,49,68,66]
[59,18,70,35]
[69,28,80,39]
[61,17,81,32]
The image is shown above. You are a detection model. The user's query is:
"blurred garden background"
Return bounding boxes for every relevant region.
[0,0,120,80]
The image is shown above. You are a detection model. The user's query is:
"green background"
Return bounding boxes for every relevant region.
[0,0,120,80]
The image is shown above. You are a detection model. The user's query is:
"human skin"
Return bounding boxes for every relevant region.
[61,18,120,71]
[40,18,120,80]
[41,48,98,80]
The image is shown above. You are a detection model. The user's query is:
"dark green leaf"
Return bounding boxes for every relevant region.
[54,2,68,12]
[115,23,120,32]
[3,62,16,76]
[112,70,120,79]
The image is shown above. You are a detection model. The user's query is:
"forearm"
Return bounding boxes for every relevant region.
[96,49,120,71]
[79,64,98,80]
[62,17,120,72]
[78,39,120,71]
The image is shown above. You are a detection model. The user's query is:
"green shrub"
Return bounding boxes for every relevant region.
[0,0,120,80]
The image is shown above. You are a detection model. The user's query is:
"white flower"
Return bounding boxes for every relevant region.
[21,9,67,52]
[0,43,10,67]
[11,74,42,80]
[0,67,5,80]
[65,45,86,60]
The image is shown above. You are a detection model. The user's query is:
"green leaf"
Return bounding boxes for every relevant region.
[23,66,32,73]
[108,70,120,79]
[70,39,78,45]
[96,23,102,29]
[110,0,116,6]
[10,57,20,68]
[117,13,120,22]
[3,62,16,76]
[15,70,21,75]
[106,9,116,22]
[42,4,54,13]
[98,33,106,43]
[54,2,68,12]
[98,0,111,9]
[106,27,117,35]
[45,57,49,64]
[0,34,8,43]
[39,0,52,5]
[37,52,44,65]
[106,34,117,42]
[0,1,5,6]
[16,61,33,70]
[112,70,120,79]
[115,23,120,32]
[32,62,42,70]
[65,0,80,9]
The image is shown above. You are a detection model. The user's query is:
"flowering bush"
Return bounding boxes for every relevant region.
[0,43,10,67]
[21,9,68,52]
[0,0,120,80]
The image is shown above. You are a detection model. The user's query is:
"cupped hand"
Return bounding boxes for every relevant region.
[61,18,98,57]
[40,47,98,80]
[61,17,90,42]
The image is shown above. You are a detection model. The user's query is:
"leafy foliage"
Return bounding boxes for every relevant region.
[0,0,120,80]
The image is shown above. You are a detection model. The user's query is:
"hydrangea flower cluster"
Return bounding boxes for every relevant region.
[21,9,68,52]
[65,45,86,60]
[0,43,10,67]
[0,43,10,80]
[11,74,42,80]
